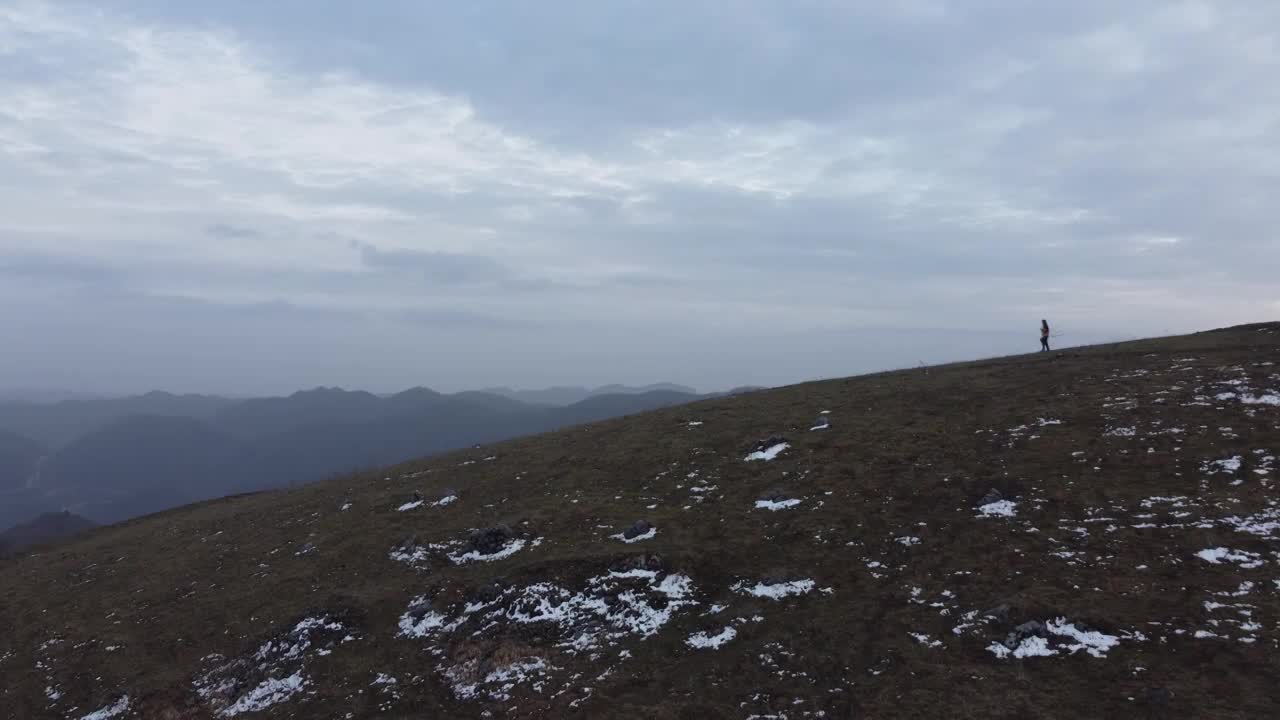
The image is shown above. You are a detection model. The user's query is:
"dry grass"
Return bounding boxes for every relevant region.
[2,324,1279,719]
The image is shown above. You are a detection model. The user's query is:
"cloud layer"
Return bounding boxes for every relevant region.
[1,1,1276,394]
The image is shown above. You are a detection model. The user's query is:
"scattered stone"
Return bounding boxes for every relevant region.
[1002,619,1047,649]
[745,436,791,461]
[761,569,799,586]
[467,526,513,556]
[977,489,1004,507]
[609,554,665,574]
[468,581,508,606]
[1144,687,1173,707]
[761,489,791,503]
[983,604,1012,622]
[296,542,317,556]
[1015,620,1045,635]
[623,520,654,540]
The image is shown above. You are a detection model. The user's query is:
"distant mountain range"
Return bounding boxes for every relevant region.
[480,383,698,406]
[0,510,96,557]
[0,384,723,533]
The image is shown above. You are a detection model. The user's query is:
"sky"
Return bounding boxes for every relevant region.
[1,1,1277,396]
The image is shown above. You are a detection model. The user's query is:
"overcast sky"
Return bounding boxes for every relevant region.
[1,1,1277,396]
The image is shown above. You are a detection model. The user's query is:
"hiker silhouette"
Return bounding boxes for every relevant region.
[1040,319,1051,352]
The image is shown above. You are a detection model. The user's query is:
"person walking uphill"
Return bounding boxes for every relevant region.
[1040,319,1051,352]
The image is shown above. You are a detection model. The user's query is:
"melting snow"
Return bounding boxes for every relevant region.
[400,569,699,656]
[733,579,816,600]
[1196,547,1265,568]
[1210,457,1243,474]
[686,626,737,649]
[745,443,789,462]
[1241,393,1280,406]
[449,659,550,702]
[987,619,1121,660]
[977,500,1018,517]
[1049,620,1120,658]
[220,673,306,717]
[755,499,802,511]
[397,500,424,512]
[1222,508,1280,539]
[909,632,942,648]
[988,636,1056,659]
[448,538,541,565]
[79,696,130,720]
[612,528,657,543]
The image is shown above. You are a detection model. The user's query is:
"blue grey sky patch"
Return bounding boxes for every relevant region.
[0,1,1276,395]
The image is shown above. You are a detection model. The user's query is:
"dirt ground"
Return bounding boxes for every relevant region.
[2,323,1278,719]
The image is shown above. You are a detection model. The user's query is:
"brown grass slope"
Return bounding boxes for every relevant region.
[2,324,1279,720]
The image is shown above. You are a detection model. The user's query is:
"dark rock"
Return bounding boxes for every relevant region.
[638,554,664,572]
[761,489,790,503]
[412,491,423,503]
[469,581,508,605]
[297,542,317,556]
[623,520,654,540]
[396,535,418,551]
[982,604,1011,622]
[468,525,513,555]
[762,569,796,586]
[1003,619,1048,648]
[977,488,1004,506]
[1144,687,1172,707]
[1015,620,1045,636]
[609,554,665,574]
[749,436,789,453]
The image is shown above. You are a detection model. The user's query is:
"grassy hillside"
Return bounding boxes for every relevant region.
[1,324,1277,719]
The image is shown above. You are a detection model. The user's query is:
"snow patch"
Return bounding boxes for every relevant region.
[909,632,942,648]
[1241,393,1280,406]
[754,499,802,511]
[611,528,657,543]
[733,579,816,600]
[79,696,130,720]
[745,443,790,462]
[977,500,1018,517]
[988,636,1057,659]
[1196,547,1265,569]
[448,537,541,565]
[220,673,306,717]
[686,626,737,649]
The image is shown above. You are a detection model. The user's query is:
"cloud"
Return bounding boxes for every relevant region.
[206,223,260,240]
[0,0,1277,394]
[356,242,512,286]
